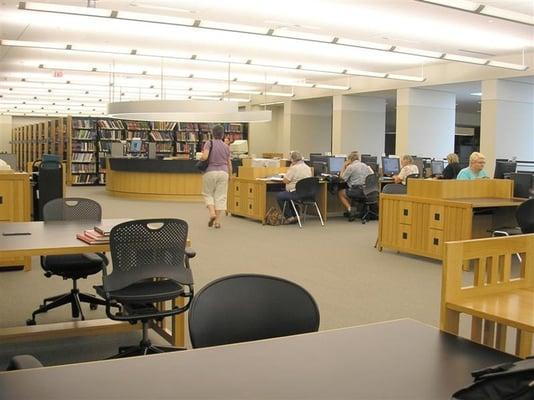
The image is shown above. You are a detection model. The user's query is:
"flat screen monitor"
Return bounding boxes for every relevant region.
[412,157,425,178]
[494,161,516,179]
[512,173,533,198]
[361,155,377,164]
[130,139,142,153]
[431,160,444,176]
[328,157,345,175]
[310,154,328,164]
[367,162,379,174]
[382,157,400,176]
[311,161,327,176]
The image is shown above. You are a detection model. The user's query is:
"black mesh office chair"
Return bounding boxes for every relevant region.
[6,355,44,370]
[405,173,420,186]
[95,219,195,358]
[382,183,407,194]
[26,198,108,326]
[360,174,379,224]
[283,177,324,228]
[188,274,319,348]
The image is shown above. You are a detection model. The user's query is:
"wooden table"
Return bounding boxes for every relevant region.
[0,218,185,347]
[0,319,518,400]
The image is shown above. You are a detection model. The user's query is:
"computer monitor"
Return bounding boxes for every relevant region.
[328,157,345,175]
[130,139,142,153]
[494,161,516,179]
[311,161,327,176]
[229,140,249,154]
[412,157,425,178]
[382,157,400,176]
[512,173,533,199]
[361,155,377,164]
[367,162,379,174]
[431,160,445,176]
[310,154,327,163]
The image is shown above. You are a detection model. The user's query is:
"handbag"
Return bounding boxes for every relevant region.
[451,357,534,400]
[196,140,212,172]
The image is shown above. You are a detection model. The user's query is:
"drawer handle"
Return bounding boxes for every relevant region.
[0,196,2,204]
[402,232,408,240]
[403,209,409,216]
[433,238,439,246]
[434,213,440,221]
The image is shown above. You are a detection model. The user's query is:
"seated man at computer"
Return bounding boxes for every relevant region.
[338,151,374,219]
[457,152,489,180]
[393,155,419,184]
[277,151,312,224]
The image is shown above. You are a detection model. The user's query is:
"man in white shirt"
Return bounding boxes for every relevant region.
[338,151,374,219]
[277,151,312,224]
[394,155,419,184]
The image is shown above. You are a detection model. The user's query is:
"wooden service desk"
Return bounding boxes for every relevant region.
[227,177,328,224]
[0,172,31,271]
[0,319,518,400]
[106,158,203,201]
[0,218,186,347]
[378,179,522,260]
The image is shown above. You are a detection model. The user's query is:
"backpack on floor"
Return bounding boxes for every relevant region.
[264,207,284,226]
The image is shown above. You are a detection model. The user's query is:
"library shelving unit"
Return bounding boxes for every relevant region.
[223,123,244,142]
[68,117,98,185]
[149,121,176,157]
[97,119,125,185]
[176,122,198,158]
[124,120,150,155]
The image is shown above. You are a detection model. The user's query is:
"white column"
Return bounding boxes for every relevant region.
[0,115,13,153]
[480,79,534,175]
[248,105,284,157]
[332,95,386,156]
[396,88,455,159]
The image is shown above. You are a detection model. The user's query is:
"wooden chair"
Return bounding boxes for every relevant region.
[440,234,534,358]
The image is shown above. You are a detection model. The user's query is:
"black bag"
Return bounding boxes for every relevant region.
[196,140,212,172]
[452,357,534,400]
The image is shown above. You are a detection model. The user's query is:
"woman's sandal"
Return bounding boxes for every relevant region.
[208,216,216,227]
[214,222,221,229]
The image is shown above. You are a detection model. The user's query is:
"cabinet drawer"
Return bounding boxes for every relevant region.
[427,228,443,257]
[233,198,241,212]
[232,182,241,195]
[429,205,444,230]
[397,224,412,248]
[0,185,13,221]
[246,198,258,216]
[246,184,257,199]
[398,201,412,225]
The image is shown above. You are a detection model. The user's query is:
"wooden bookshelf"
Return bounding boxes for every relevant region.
[68,117,98,185]
[97,119,125,184]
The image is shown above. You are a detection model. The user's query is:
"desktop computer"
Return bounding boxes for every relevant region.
[494,161,517,179]
[312,161,328,176]
[431,160,444,176]
[361,155,377,164]
[412,157,425,178]
[381,157,400,176]
[328,157,345,175]
[510,172,533,199]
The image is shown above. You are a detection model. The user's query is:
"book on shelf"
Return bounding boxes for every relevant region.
[98,120,124,129]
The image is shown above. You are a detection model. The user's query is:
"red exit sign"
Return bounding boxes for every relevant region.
[53,70,63,78]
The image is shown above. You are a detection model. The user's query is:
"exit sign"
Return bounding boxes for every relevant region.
[53,71,64,78]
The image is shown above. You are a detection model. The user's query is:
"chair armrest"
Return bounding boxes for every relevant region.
[95,252,109,266]
[7,355,44,370]
[185,247,196,259]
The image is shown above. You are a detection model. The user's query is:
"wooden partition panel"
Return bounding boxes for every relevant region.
[408,179,513,199]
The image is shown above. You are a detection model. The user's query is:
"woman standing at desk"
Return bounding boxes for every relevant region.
[201,125,232,229]
[442,153,461,179]
[457,152,488,180]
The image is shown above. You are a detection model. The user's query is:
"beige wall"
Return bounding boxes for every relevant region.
[248,105,284,157]
[0,116,13,153]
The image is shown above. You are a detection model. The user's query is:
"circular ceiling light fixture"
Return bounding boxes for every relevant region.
[107,100,271,122]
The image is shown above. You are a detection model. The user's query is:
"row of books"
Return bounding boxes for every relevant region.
[72,142,96,152]
[73,120,94,129]
[155,143,173,152]
[98,120,125,129]
[71,164,97,173]
[72,174,98,184]
[126,132,148,140]
[72,130,97,140]
[71,153,95,162]
[99,130,123,140]
[149,131,174,141]
[152,121,177,130]
[125,121,151,130]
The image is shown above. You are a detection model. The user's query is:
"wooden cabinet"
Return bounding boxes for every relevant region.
[227,178,268,223]
[0,173,31,271]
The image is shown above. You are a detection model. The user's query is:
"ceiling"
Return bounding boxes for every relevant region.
[0,0,532,116]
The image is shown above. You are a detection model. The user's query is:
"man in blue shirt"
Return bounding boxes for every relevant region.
[457,152,489,180]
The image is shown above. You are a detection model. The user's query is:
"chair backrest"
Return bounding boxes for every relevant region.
[104,219,193,292]
[517,198,534,234]
[295,177,320,200]
[363,173,379,196]
[42,197,101,222]
[382,183,407,194]
[406,173,420,180]
[188,274,320,348]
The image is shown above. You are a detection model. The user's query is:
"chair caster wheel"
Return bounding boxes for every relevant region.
[90,303,98,310]
[26,319,36,326]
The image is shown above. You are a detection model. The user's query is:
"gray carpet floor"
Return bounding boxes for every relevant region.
[1,185,445,368]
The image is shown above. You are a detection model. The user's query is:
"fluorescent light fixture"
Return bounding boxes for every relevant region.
[263,91,295,97]
[336,38,393,51]
[223,97,251,102]
[189,96,222,101]
[487,60,528,71]
[21,1,114,17]
[418,0,480,12]
[470,92,482,96]
[275,80,315,88]
[300,64,345,74]
[117,10,195,26]
[387,74,426,82]
[345,69,387,78]
[273,29,334,43]
[200,21,268,35]
[252,60,300,70]
[443,54,488,65]
[393,47,444,58]
[258,101,285,106]
[229,90,262,95]
[479,6,534,25]
[314,84,350,90]
[72,44,131,55]
[0,39,67,50]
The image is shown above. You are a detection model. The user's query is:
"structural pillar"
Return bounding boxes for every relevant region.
[332,95,386,156]
[396,88,455,159]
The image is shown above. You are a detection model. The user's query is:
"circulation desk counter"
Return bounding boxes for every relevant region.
[106,158,202,201]
[377,179,523,260]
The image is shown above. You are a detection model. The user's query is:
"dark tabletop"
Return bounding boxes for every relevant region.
[0,319,518,399]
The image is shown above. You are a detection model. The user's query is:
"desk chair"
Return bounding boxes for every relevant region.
[360,174,379,224]
[6,355,44,370]
[95,219,195,358]
[189,274,319,348]
[27,198,108,326]
[282,177,324,228]
[405,173,420,186]
[491,198,534,263]
[382,183,407,194]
